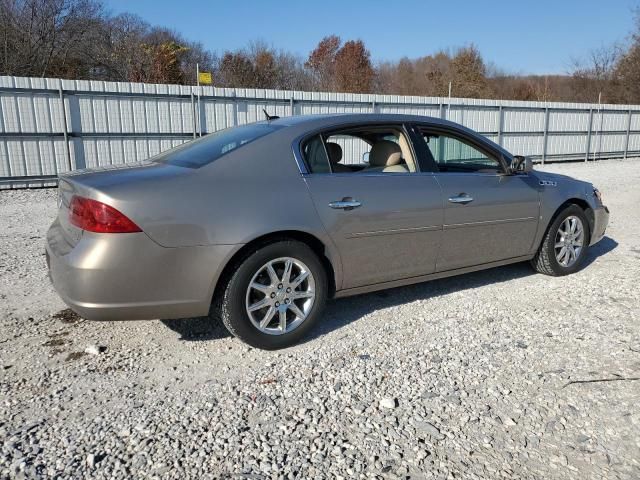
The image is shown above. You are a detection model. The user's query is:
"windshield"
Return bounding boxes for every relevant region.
[155,123,282,168]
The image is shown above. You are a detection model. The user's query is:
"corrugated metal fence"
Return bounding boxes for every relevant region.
[1,75,639,188]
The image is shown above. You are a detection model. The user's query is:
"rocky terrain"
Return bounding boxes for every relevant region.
[1,159,638,479]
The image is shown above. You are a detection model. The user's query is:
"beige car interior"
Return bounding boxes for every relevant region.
[363,131,416,173]
[365,140,408,173]
[397,133,417,172]
[325,130,417,173]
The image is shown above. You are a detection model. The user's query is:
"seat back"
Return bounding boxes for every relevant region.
[366,140,408,173]
[325,142,351,172]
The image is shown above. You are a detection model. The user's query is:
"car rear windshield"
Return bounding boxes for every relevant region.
[155,123,283,168]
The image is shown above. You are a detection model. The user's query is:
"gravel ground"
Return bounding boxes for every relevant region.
[1,159,639,479]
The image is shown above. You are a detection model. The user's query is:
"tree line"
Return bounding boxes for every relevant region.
[1,0,639,104]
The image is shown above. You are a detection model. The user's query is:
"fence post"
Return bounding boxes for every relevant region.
[290,96,294,116]
[497,105,504,146]
[439,102,445,120]
[190,90,196,139]
[585,108,593,162]
[58,81,72,172]
[197,85,203,137]
[593,97,603,162]
[199,90,207,136]
[624,109,632,160]
[232,92,238,126]
[541,107,550,165]
[371,100,376,113]
[66,89,85,169]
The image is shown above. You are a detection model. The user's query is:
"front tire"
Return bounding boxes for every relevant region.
[531,205,590,276]
[218,240,328,350]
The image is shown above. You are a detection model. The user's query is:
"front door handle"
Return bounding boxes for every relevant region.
[448,193,474,205]
[329,198,361,210]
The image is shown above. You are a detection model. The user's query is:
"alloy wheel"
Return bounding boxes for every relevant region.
[554,215,585,268]
[245,257,316,335]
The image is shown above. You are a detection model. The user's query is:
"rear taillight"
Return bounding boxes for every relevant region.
[69,196,142,233]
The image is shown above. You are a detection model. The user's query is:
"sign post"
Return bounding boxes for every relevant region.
[196,64,201,137]
[196,64,213,137]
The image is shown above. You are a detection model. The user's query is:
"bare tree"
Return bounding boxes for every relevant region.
[616,45,640,103]
[217,51,255,87]
[448,45,489,98]
[215,42,311,90]
[418,50,453,96]
[95,13,149,81]
[0,0,105,78]
[614,8,640,103]
[569,45,621,103]
[271,50,313,90]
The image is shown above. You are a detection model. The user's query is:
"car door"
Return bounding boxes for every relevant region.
[413,125,541,271]
[300,125,443,290]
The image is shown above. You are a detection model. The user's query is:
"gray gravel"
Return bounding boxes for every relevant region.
[1,159,639,479]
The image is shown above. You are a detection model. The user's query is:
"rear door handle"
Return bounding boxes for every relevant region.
[329,198,361,210]
[448,193,474,205]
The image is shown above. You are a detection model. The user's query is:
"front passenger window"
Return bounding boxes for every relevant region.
[421,131,502,173]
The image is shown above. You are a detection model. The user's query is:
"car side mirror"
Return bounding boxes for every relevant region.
[510,155,532,173]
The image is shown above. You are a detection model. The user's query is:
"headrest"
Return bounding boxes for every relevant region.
[325,142,342,164]
[369,140,402,167]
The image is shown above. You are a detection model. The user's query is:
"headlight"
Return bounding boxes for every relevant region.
[593,188,603,203]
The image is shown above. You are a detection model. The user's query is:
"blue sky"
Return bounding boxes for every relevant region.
[104,0,638,75]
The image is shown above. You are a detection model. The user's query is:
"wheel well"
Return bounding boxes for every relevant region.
[552,198,594,234]
[211,231,337,308]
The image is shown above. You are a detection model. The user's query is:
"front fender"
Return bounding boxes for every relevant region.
[530,171,599,254]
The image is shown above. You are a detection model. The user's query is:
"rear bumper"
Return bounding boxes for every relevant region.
[46,219,240,321]
[590,205,609,246]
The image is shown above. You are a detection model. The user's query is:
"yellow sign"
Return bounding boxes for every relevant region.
[198,72,213,85]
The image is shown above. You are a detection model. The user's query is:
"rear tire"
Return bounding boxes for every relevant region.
[218,240,327,350]
[531,204,590,276]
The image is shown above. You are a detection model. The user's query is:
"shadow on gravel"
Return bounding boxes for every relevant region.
[582,235,618,268]
[160,316,231,341]
[310,262,536,341]
[307,235,618,342]
[160,235,617,343]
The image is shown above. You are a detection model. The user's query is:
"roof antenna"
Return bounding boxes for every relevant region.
[263,108,280,121]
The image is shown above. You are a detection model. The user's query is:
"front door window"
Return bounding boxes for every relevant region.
[420,131,503,174]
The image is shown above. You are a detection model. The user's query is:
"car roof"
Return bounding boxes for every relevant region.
[270,113,454,128]
[266,113,512,159]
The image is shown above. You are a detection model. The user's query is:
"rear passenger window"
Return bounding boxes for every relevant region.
[302,126,417,174]
[303,135,330,173]
[324,134,370,166]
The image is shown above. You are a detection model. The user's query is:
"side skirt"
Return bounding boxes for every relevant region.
[333,255,533,298]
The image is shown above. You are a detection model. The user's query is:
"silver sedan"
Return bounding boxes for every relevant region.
[46,114,609,349]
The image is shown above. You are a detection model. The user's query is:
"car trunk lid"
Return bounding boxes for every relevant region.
[55,160,198,246]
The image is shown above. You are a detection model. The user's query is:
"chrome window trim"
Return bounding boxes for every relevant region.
[431,172,514,178]
[300,171,423,178]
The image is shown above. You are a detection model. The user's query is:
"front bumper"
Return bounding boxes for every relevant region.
[46,219,240,321]
[590,205,609,246]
